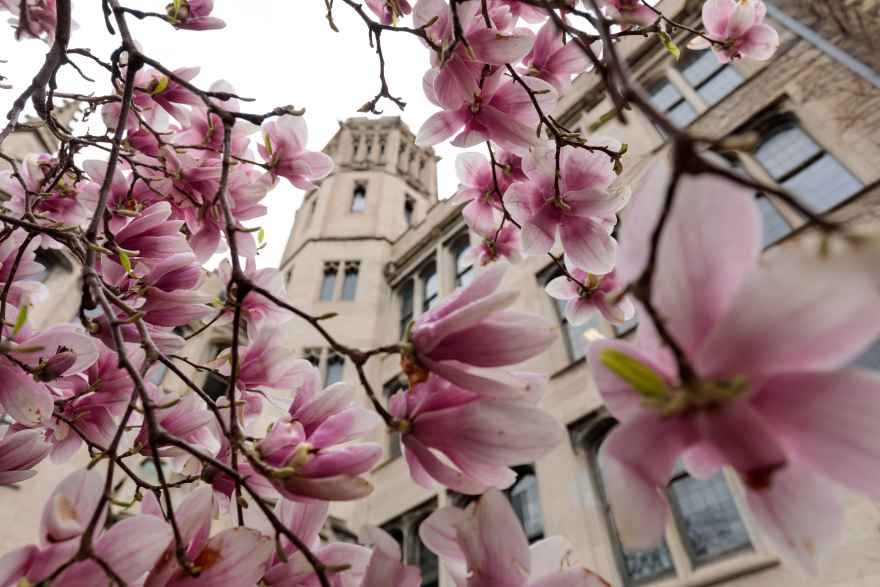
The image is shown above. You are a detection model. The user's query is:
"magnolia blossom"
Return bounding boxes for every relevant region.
[257,365,382,501]
[545,267,634,325]
[390,375,562,494]
[506,145,628,273]
[417,68,557,153]
[259,115,334,190]
[216,258,293,328]
[598,0,657,27]
[360,526,422,587]
[522,20,593,93]
[0,469,172,585]
[0,154,93,228]
[143,485,274,586]
[405,265,556,397]
[692,0,779,62]
[464,225,523,266]
[250,499,373,586]
[452,152,503,236]
[420,488,610,586]
[0,428,51,485]
[590,168,880,567]
[365,0,412,25]
[166,0,226,30]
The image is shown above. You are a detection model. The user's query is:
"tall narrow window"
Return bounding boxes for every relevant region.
[383,377,405,459]
[677,49,743,106]
[667,463,752,565]
[404,197,415,227]
[303,347,322,368]
[755,118,862,213]
[320,262,338,301]
[420,261,439,312]
[450,233,473,288]
[398,279,414,338]
[325,353,344,385]
[508,467,544,542]
[351,183,367,212]
[341,261,359,301]
[381,500,439,587]
[648,79,697,128]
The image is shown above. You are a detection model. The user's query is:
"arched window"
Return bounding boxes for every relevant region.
[341,261,359,301]
[351,183,367,212]
[420,260,439,312]
[325,353,344,385]
[320,262,338,301]
[404,197,415,227]
[450,232,473,288]
[755,118,862,212]
[573,417,752,585]
[398,279,414,338]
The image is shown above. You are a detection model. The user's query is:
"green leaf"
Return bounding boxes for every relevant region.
[12,304,28,336]
[600,348,669,400]
[257,228,265,244]
[118,249,133,274]
[658,31,681,61]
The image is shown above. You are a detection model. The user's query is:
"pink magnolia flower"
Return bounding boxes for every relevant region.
[136,387,220,465]
[598,0,657,27]
[143,485,275,587]
[0,230,49,306]
[217,258,292,328]
[140,287,215,328]
[256,366,383,501]
[505,145,628,273]
[489,0,555,24]
[414,0,535,108]
[694,0,779,62]
[81,160,161,233]
[390,375,562,494]
[545,267,633,325]
[364,0,412,25]
[0,428,51,485]
[6,0,65,40]
[521,20,593,93]
[1,154,93,228]
[114,201,190,265]
[589,169,880,567]
[417,67,557,153]
[405,265,556,397]
[134,66,202,125]
[420,488,611,586]
[360,526,422,587]
[0,468,172,586]
[452,152,503,236]
[463,224,523,266]
[252,499,373,586]
[259,116,334,190]
[141,254,203,292]
[166,0,226,30]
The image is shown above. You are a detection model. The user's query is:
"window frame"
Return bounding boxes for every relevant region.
[380,498,440,587]
[419,259,439,313]
[383,376,405,460]
[397,278,415,338]
[449,232,473,288]
[325,353,345,385]
[351,182,368,213]
[320,261,339,301]
[341,261,360,301]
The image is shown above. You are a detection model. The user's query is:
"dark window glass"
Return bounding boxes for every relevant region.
[755,122,862,213]
[303,348,321,367]
[352,183,367,212]
[325,354,344,385]
[383,377,405,459]
[404,198,415,227]
[590,437,675,585]
[851,339,880,371]
[382,500,439,587]
[398,279,414,338]
[203,372,227,401]
[678,49,743,106]
[341,263,359,301]
[451,233,473,288]
[755,194,791,247]
[668,467,752,565]
[320,264,337,301]
[421,261,439,312]
[649,80,697,128]
[508,470,544,542]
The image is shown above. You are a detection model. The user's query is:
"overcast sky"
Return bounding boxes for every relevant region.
[0,1,459,268]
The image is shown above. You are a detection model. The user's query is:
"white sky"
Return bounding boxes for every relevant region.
[0,1,459,268]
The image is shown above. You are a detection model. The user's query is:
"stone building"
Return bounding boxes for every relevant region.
[2,1,880,585]
[271,1,880,586]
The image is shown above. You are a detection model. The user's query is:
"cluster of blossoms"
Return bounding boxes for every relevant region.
[5,0,876,584]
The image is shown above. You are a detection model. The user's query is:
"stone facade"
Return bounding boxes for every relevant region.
[2,1,880,585]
